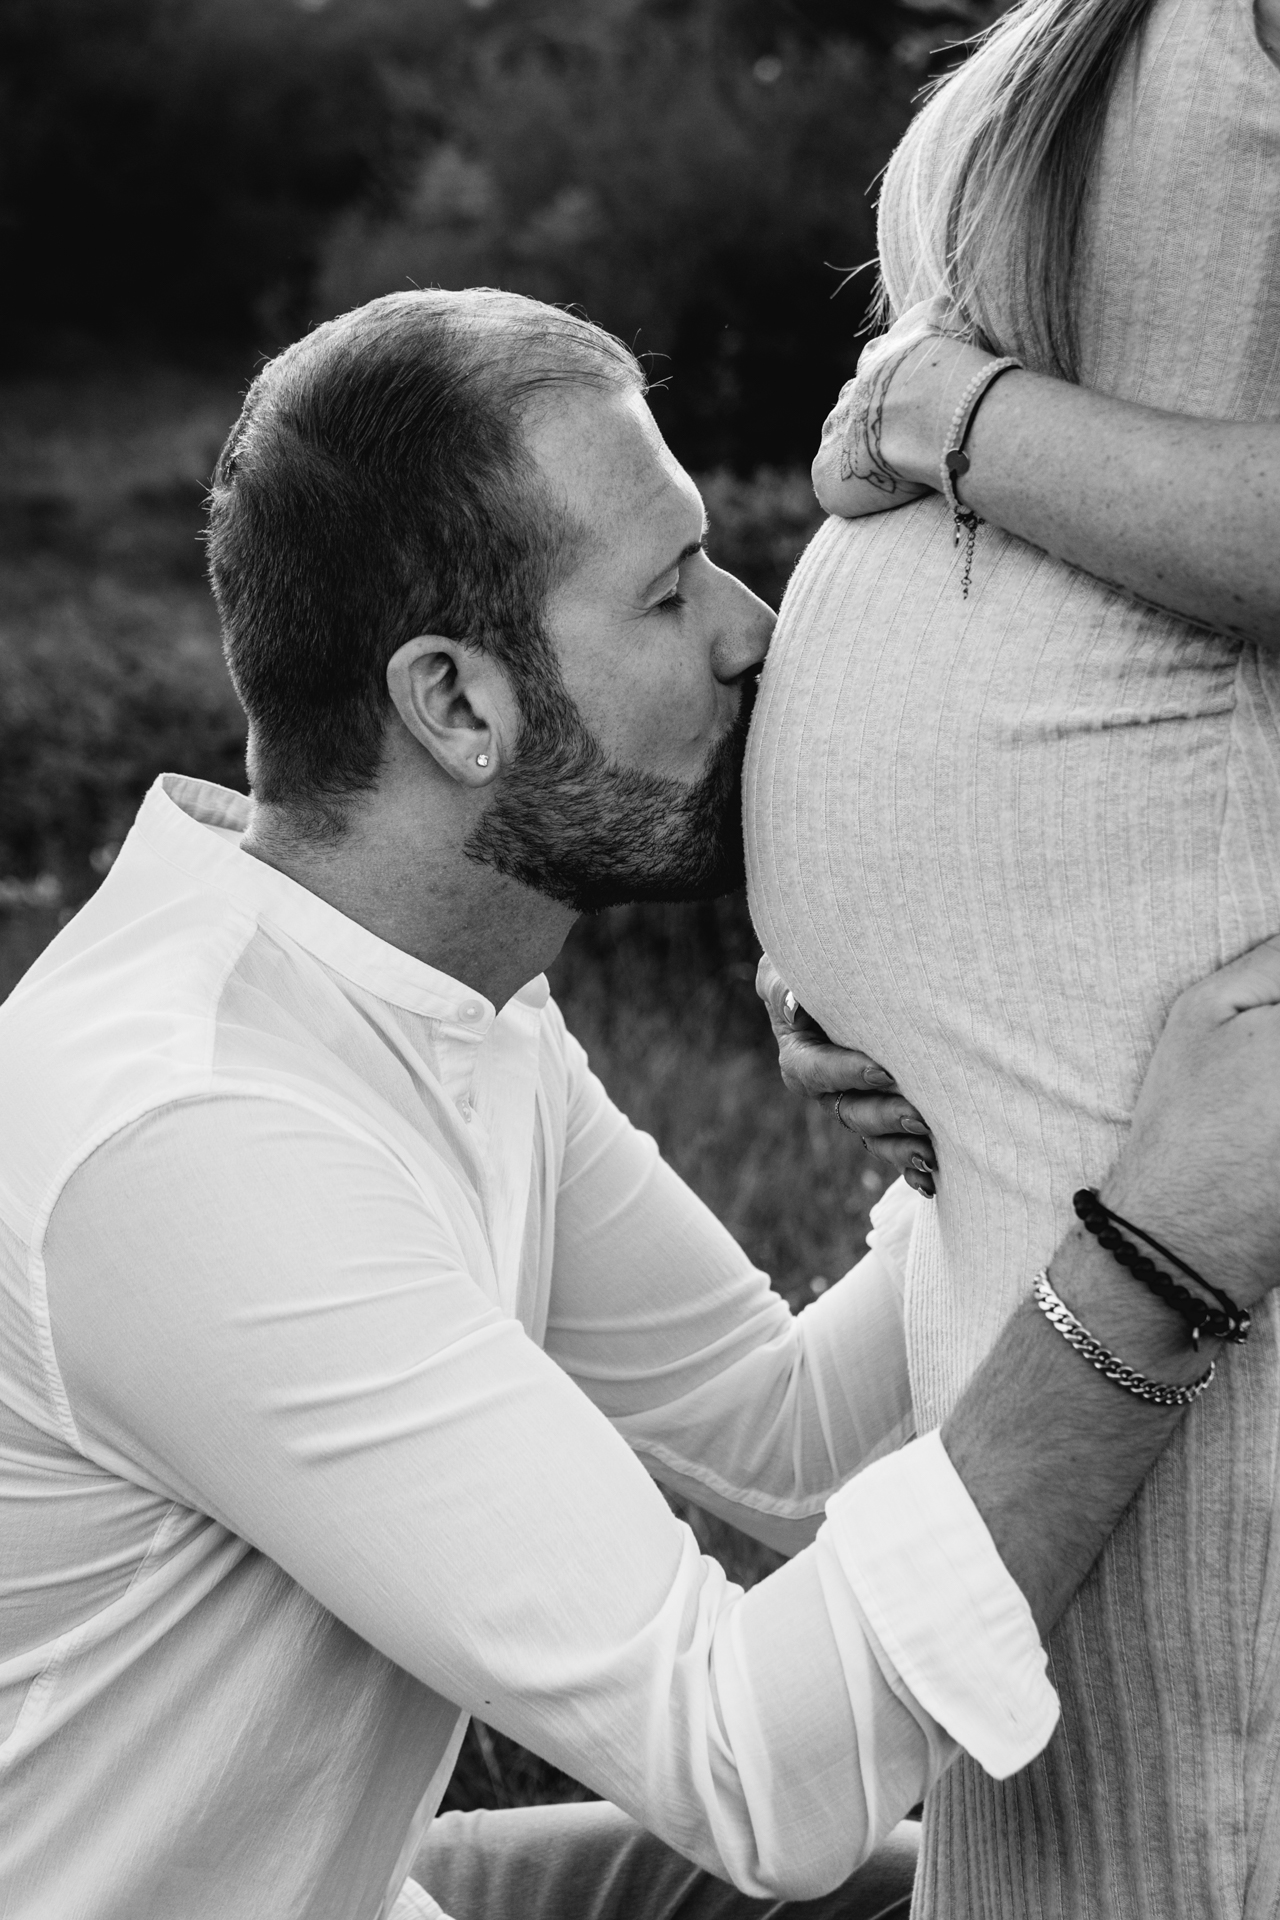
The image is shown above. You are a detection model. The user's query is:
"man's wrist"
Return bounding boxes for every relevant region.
[940,1225,1220,1635]
[1047,1227,1224,1384]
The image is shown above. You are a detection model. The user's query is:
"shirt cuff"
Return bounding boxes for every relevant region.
[821,1430,1059,1779]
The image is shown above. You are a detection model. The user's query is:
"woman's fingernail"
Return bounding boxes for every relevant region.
[911,1154,933,1173]
[901,1116,928,1134]
[865,1068,893,1087]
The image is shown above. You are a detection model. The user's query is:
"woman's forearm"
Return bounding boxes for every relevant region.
[963,373,1280,648]
[883,341,1280,648]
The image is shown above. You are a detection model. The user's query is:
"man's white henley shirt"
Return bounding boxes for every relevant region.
[0,774,1057,1920]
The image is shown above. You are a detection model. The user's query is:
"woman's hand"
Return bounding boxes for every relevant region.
[816,288,1280,644]
[756,956,937,1197]
[811,296,972,520]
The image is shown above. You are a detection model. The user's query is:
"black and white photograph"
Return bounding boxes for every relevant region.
[0,1,1278,1915]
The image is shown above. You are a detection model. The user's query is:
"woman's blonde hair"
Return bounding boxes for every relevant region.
[878,0,1157,378]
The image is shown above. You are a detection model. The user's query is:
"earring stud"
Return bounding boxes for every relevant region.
[476,753,490,768]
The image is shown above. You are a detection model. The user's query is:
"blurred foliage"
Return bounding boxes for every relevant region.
[0,0,421,348]
[699,467,824,604]
[0,371,244,886]
[0,0,992,467]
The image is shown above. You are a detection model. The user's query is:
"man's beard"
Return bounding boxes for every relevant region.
[465,669,756,914]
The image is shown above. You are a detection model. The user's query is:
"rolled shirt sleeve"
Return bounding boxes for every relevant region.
[44,1095,1057,1901]
[822,1432,1058,1780]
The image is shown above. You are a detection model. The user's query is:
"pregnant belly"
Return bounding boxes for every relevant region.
[744,500,1279,1410]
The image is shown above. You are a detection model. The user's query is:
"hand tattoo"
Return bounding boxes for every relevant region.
[837,355,907,494]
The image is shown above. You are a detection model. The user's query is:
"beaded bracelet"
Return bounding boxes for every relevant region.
[940,356,1023,598]
[1032,1271,1216,1407]
[1072,1189,1250,1349]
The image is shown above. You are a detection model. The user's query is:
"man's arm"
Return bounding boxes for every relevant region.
[948,934,1280,1632]
[945,1227,1213,1640]
[545,1020,918,1555]
[41,1095,1035,1898]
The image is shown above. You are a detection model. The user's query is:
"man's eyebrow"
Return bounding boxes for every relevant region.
[641,532,707,598]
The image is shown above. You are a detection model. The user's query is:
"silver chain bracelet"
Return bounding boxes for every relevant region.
[1032,1270,1216,1407]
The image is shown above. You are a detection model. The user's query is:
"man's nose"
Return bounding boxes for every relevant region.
[711,573,775,683]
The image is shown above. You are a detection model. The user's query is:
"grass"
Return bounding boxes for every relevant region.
[0,364,887,1811]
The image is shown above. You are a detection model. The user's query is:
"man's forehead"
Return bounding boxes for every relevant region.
[524,386,704,572]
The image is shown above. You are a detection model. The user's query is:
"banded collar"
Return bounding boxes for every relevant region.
[131,773,550,1029]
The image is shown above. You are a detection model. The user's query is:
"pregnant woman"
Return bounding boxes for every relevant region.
[746,0,1280,1914]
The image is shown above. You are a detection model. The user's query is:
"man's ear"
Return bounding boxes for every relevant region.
[385,636,517,789]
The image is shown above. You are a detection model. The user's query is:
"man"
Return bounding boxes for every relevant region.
[0,288,1277,1920]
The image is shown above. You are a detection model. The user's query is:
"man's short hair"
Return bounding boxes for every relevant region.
[206,289,644,830]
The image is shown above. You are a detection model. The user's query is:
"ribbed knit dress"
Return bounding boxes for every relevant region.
[744,1,1280,1913]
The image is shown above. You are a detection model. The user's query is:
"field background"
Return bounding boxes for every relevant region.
[0,0,1001,1812]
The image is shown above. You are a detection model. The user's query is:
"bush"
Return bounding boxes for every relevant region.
[0,0,435,351]
[0,370,246,888]
[315,11,916,466]
[0,0,967,468]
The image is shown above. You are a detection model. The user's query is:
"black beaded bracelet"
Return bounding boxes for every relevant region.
[1073,1189,1251,1349]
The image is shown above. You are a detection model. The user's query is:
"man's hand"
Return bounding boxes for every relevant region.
[1101,933,1280,1306]
[756,956,936,1197]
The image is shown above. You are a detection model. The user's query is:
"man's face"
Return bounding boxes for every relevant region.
[466,386,774,912]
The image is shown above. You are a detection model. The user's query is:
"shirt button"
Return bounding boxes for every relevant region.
[458,1002,483,1024]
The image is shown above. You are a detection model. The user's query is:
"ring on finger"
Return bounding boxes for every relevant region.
[781,989,800,1028]
[834,1090,858,1133]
